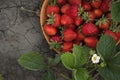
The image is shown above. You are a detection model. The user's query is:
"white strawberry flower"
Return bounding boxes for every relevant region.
[91,54,100,64]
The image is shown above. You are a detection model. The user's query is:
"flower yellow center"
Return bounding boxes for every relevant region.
[93,57,97,61]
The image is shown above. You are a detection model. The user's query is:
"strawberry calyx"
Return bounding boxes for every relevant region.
[110,22,120,33]
[50,41,62,50]
[49,0,57,5]
[82,12,91,23]
[47,13,55,25]
[96,15,109,26]
[59,26,65,39]
[78,5,84,17]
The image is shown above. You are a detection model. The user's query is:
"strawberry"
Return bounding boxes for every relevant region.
[44,24,57,36]
[46,5,60,15]
[66,24,76,30]
[76,32,85,41]
[50,35,62,42]
[105,30,118,42]
[63,29,77,41]
[46,0,60,15]
[68,0,81,5]
[61,14,74,26]
[75,29,85,41]
[87,12,95,22]
[82,12,95,22]
[82,23,98,36]
[61,4,70,14]
[62,42,73,52]
[84,37,98,49]
[100,0,111,13]
[83,3,91,11]
[66,5,78,19]
[96,16,110,30]
[91,0,102,8]
[99,21,110,30]
[57,0,66,6]
[74,17,83,26]
[47,13,61,27]
[94,9,103,18]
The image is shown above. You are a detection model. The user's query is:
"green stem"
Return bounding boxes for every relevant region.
[60,73,73,80]
[20,7,36,13]
[88,67,97,74]
[93,73,99,80]
[53,0,56,5]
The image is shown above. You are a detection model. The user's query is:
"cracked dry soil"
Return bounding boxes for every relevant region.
[0,0,66,80]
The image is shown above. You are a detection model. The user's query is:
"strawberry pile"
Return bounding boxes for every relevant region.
[43,0,120,52]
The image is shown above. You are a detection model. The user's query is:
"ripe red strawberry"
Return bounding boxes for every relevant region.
[68,0,81,5]
[105,30,118,42]
[82,23,98,36]
[76,32,85,41]
[83,3,91,11]
[66,24,76,30]
[61,14,74,26]
[100,0,111,13]
[94,9,103,18]
[87,12,95,22]
[57,0,66,5]
[63,29,77,41]
[44,24,57,36]
[75,29,85,41]
[84,37,98,49]
[74,17,83,26]
[91,0,102,8]
[47,13,61,27]
[82,12,95,22]
[66,5,78,19]
[46,5,60,15]
[50,35,62,42]
[61,4,70,14]
[99,21,110,30]
[96,17,110,30]
[62,42,73,52]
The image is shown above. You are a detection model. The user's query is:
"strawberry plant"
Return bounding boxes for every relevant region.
[18,51,61,80]
[61,35,120,80]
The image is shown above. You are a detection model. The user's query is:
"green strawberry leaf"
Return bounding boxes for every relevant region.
[18,51,46,71]
[110,0,120,22]
[0,74,4,80]
[99,67,120,80]
[97,35,116,61]
[73,68,89,80]
[73,45,90,68]
[87,77,93,80]
[61,53,75,70]
[112,51,120,65]
[97,35,120,80]
[48,54,61,66]
[108,51,120,71]
[42,69,56,80]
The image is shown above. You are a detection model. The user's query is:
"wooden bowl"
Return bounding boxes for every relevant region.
[40,0,61,54]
